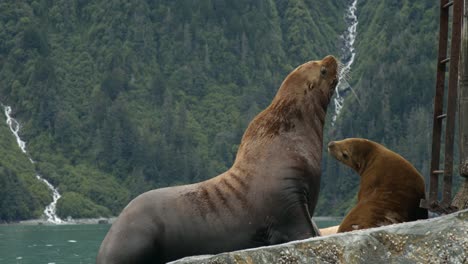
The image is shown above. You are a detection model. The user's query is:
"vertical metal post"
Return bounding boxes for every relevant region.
[460,0,468,178]
[451,0,468,211]
[442,0,463,205]
[429,0,450,205]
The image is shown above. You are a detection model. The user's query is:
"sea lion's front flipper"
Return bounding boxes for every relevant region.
[311,218,321,236]
[275,203,321,242]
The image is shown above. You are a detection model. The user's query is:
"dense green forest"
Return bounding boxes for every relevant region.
[0,0,461,221]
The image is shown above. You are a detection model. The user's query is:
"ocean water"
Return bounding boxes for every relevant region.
[0,224,110,264]
[0,219,340,264]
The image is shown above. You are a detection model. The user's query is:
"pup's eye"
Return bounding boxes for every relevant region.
[342,153,349,160]
[320,66,327,76]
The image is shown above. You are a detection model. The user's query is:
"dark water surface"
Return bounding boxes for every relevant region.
[0,219,340,264]
[0,224,110,264]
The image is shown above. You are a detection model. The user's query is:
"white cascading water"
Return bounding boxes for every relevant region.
[332,0,358,125]
[3,105,63,224]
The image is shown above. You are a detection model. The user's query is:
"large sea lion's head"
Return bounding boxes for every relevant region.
[240,55,339,142]
[276,55,339,107]
[327,138,376,173]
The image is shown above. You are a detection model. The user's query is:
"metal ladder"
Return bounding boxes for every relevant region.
[420,0,464,214]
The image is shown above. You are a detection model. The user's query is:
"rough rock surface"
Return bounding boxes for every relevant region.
[452,180,468,210]
[170,209,468,264]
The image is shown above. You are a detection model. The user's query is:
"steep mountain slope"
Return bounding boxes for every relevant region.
[0,0,347,220]
[0,114,50,221]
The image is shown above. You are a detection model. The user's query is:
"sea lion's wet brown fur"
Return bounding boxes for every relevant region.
[327,138,428,233]
[96,55,338,264]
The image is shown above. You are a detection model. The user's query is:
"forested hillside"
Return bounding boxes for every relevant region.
[0,0,457,221]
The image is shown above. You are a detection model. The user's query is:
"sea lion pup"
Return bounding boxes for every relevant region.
[327,138,428,233]
[96,55,338,264]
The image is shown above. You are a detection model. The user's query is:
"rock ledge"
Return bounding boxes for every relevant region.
[171,209,468,264]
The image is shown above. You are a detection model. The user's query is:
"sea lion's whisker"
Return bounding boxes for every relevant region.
[338,69,352,83]
[349,86,362,106]
[336,77,360,106]
[339,70,350,78]
[337,61,346,73]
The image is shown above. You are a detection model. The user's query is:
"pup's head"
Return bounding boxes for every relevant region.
[327,138,375,172]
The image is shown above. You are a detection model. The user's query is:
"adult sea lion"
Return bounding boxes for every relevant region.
[96,55,339,264]
[327,138,428,233]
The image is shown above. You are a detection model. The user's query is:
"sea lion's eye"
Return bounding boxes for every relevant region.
[342,153,349,160]
[320,66,327,76]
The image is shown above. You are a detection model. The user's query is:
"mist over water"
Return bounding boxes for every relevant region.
[3,105,63,224]
[332,0,358,125]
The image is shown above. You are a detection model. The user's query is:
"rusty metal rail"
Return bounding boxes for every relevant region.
[420,0,463,214]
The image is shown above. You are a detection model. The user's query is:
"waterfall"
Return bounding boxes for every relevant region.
[3,105,63,224]
[332,0,358,125]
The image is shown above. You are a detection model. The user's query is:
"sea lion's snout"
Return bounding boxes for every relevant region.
[321,55,339,91]
[322,55,337,65]
[306,55,337,101]
[328,141,336,150]
[328,141,349,163]
[322,55,338,74]
[327,141,337,157]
